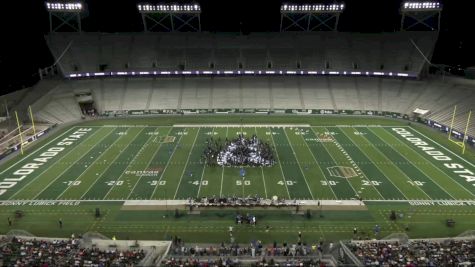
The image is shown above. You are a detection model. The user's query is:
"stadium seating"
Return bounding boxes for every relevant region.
[23,75,474,138]
[46,31,437,75]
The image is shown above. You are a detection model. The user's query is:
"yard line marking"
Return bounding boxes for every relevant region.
[174,128,200,199]
[342,127,410,200]
[0,127,77,175]
[126,127,173,200]
[299,130,338,200]
[103,128,156,200]
[8,127,108,200]
[282,128,314,200]
[197,127,214,198]
[330,129,386,200]
[333,127,387,199]
[33,128,119,200]
[269,127,291,199]
[311,127,360,199]
[149,131,186,200]
[383,130,475,198]
[370,127,457,200]
[255,127,268,199]
[78,128,145,200]
[149,131,185,200]
[219,127,229,197]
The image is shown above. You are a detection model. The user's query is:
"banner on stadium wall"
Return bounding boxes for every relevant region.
[427,120,474,146]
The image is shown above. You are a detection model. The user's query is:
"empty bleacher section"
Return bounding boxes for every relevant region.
[29,75,472,136]
[25,81,83,124]
[46,31,437,75]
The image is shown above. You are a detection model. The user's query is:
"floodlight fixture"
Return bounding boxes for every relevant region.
[280,3,344,31]
[401,2,442,11]
[45,2,83,12]
[137,3,201,14]
[45,1,85,32]
[137,2,202,32]
[281,3,345,13]
[400,1,443,31]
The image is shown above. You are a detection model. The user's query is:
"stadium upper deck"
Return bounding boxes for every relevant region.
[46,31,437,78]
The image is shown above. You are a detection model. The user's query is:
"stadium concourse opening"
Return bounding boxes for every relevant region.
[1,0,475,266]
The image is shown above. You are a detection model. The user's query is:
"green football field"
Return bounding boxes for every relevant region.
[1,123,474,202]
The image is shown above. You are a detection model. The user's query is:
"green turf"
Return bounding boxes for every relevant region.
[0,115,474,242]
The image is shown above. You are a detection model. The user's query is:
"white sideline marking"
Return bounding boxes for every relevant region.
[174,124,311,128]
[0,127,77,175]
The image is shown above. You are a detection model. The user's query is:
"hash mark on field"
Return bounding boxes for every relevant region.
[78,128,144,200]
[269,127,291,199]
[127,127,173,200]
[103,128,155,200]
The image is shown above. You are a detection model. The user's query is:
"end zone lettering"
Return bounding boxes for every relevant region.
[392,128,475,187]
[0,128,93,196]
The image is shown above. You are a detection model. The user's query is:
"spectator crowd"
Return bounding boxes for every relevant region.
[163,240,330,266]
[350,239,475,266]
[0,236,145,267]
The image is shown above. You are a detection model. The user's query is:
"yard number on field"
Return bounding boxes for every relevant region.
[237,180,251,186]
[149,180,166,186]
[407,180,425,186]
[362,180,381,186]
[190,180,208,186]
[64,181,81,186]
[106,181,123,186]
[321,180,338,186]
[278,180,296,186]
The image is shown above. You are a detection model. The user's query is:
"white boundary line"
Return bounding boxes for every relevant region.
[102,128,155,200]
[381,127,475,198]
[282,128,314,200]
[269,127,292,199]
[368,127,456,200]
[310,127,361,200]
[77,128,145,200]
[299,128,338,200]
[255,127,268,199]
[197,127,214,198]
[410,126,475,169]
[343,127,412,200]
[149,130,186,200]
[8,127,105,200]
[173,128,200,199]
[0,127,77,175]
[174,124,311,128]
[329,127,385,200]
[219,127,229,197]
[33,127,119,200]
[380,127,475,199]
[126,127,173,200]
[1,199,474,203]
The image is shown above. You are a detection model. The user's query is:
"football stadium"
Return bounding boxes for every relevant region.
[0,0,475,266]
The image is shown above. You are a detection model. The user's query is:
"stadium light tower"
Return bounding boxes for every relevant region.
[45,1,85,32]
[400,2,443,31]
[137,3,201,32]
[280,3,345,32]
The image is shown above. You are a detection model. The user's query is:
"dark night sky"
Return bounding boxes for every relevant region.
[1,0,474,94]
